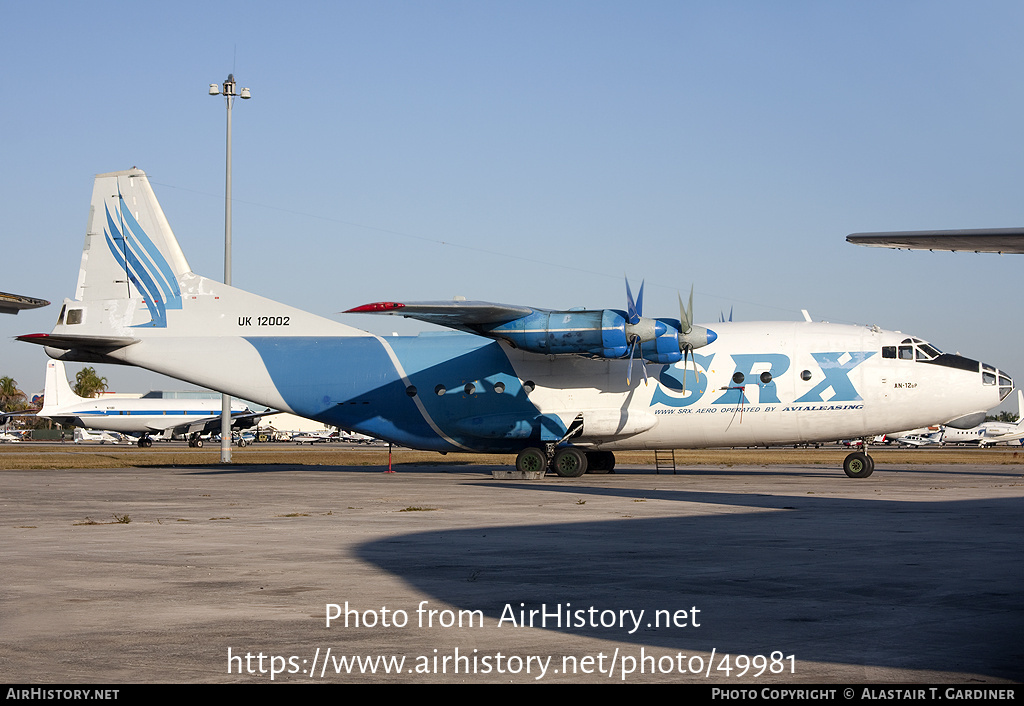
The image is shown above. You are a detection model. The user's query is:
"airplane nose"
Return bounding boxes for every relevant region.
[984,363,1014,401]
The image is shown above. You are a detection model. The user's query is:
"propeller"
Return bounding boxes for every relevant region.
[677,286,717,396]
[624,278,663,386]
[623,278,714,388]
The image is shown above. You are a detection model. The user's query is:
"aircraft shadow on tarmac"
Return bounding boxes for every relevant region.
[355,485,1023,680]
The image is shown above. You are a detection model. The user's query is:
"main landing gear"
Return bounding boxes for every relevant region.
[187,433,204,448]
[843,450,874,478]
[136,435,153,448]
[514,446,616,477]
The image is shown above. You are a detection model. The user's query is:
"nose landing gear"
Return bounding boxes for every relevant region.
[843,450,874,478]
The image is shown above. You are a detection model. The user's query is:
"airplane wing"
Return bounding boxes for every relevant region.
[0,411,37,422]
[169,409,276,437]
[847,228,1024,254]
[0,290,50,315]
[345,296,716,370]
[344,300,535,332]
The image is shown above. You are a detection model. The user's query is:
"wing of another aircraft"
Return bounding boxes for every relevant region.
[847,228,1024,254]
[169,409,275,437]
[0,290,50,315]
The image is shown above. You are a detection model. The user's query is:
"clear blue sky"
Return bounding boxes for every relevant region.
[2,1,1022,412]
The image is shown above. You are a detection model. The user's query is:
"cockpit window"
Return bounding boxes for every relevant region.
[888,339,943,362]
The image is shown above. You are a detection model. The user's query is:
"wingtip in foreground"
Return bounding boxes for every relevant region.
[0,291,50,315]
[847,228,1024,254]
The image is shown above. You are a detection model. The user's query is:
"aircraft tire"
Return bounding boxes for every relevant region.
[585,451,615,473]
[843,451,874,478]
[516,447,546,474]
[553,447,587,477]
[237,439,247,448]
[195,439,204,448]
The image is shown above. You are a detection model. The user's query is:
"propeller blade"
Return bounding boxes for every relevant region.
[681,347,689,397]
[626,277,644,325]
[625,334,650,386]
[678,286,695,334]
[626,336,637,385]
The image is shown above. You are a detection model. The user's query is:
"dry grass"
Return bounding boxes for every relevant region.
[0,443,1020,470]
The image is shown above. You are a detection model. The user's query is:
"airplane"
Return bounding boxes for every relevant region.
[887,429,945,447]
[34,359,269,448]
[73,428,124,444]
[15,168,1015,478]
[290,430,339,444]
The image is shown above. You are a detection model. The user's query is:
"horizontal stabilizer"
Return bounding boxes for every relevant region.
[17,333,139,351]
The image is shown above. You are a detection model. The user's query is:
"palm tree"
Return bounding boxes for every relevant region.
[0,376,27,413]
[73,367,108,399]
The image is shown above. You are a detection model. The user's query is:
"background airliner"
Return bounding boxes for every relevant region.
[18,169,1014,476]
[36,359,267,447]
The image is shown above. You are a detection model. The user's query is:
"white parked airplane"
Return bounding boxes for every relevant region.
[36,359,267,447]
[888,429,945,447]
[73,428,124,444]
[17,168,1015,477]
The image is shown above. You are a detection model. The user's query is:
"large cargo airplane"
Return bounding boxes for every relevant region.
[17,168,1014,477]
[35,359,264,447]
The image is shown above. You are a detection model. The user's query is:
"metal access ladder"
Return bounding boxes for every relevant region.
[654,449,677,474]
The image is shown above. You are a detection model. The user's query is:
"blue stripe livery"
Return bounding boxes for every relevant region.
[244,334,565,452]
[103,194,181,328]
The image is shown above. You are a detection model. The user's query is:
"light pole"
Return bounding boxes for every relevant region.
[209,74,251,463]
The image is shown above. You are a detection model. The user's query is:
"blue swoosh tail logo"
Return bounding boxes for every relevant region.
[103,191,182,328]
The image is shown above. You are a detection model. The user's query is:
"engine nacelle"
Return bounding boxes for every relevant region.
[485,309,640,357]
[484,310,714,362]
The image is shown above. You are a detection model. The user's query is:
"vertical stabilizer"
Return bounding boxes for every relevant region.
[76,168,191,327]
[39,360,85,415]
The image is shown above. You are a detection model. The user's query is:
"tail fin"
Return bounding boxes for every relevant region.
[21,167,360,408]
[76,168,191,327]
[39,360,85,415]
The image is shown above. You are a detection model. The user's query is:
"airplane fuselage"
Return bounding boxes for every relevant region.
[232,321,1005,453]
[51,398,238,435]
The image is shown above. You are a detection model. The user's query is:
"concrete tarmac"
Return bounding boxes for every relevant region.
[1,459,1021,683]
